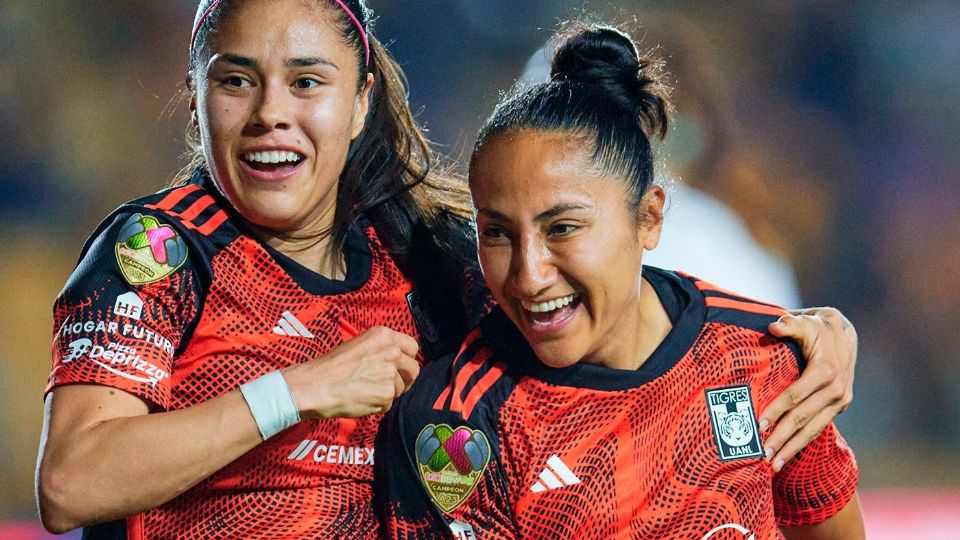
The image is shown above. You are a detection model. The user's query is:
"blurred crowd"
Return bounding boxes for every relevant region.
[2,0,958,523]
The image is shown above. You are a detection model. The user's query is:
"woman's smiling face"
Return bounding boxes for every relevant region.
[470,130,664,369]
[194,0,371,232]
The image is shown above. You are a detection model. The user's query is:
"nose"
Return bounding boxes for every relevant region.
[249,81,292,131]
[511,235,556,298]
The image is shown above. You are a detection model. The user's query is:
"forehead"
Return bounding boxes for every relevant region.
[470,131,625,209]
[209,0,350,59]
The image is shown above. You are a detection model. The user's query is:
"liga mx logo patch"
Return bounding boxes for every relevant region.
[115,214,188,285]
[415,424,490,513]
[706,385,764,461]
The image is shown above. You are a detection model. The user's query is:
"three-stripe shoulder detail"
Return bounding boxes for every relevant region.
[683,274,789,330]
[144,185,228,236]
[432,331,508,420]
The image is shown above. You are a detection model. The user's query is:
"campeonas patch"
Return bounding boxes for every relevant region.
[115,214,188,285]
[705,385,764,461]
[415,424,491,513]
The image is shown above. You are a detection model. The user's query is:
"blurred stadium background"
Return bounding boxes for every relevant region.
[1,0,958,537]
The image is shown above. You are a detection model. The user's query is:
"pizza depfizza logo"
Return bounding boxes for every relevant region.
[705,385,764,461]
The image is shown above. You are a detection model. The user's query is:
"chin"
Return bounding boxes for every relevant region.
[240,198,306,229]
[531,343,581,369]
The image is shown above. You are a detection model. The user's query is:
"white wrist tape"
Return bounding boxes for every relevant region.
[240,371,301,440]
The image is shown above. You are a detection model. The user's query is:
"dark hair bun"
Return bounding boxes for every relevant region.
[552,27,639,87]
[551,24,670,138]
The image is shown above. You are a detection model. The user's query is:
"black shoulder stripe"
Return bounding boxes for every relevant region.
[701,289,783,309]
[431,338,483,413]
[706,308,782,334]
[141,184,205,214]
[451,330,487,372]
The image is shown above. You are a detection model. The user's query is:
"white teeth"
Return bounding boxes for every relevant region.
[243,151,303,164]
[523,294,577,313]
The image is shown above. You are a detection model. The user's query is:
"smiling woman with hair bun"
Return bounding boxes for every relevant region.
[375,20,865,540]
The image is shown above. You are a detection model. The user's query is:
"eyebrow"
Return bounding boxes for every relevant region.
[214,54,258,68]
[210,54,339,71]
[476,203,591,222]
[286,57,339,70]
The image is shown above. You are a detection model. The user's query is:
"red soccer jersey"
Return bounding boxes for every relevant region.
[375,268,858,540]
[48,172,468,539]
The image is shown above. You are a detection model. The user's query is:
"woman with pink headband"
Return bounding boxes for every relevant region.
[36,1,857,538]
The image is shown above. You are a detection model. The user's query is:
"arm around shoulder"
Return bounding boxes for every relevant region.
[762,307,857,468]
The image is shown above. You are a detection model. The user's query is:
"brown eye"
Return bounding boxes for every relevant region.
[294,77,321,90]
[548,223,578,235]
[482,226,505,240]
[222,75,252,88]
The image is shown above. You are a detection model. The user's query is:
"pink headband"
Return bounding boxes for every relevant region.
[190,0,370,67]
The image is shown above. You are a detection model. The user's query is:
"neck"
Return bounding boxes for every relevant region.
[251,205,346,280]
[266,231,345,280]
[591,277,672,371]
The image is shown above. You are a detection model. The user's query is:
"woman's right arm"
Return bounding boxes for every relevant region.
[37,325,419,534]
[37,383,258,533]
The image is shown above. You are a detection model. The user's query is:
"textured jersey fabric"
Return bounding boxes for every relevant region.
[48,171,473,539]
[375,267,858,540]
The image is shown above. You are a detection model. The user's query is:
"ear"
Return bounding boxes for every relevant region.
[350,73,375,140]
[639,186,666,251]
[186,76,200,131]
[190,96,199,130]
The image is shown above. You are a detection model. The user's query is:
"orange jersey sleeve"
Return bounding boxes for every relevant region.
[772,423,858,526]
[49,210,200,408]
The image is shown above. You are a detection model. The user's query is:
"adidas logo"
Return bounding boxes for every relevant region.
[273,311,315,338]
[530,454,581,493]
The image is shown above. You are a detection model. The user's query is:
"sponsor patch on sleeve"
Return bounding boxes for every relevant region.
[415,423,491,513]
[115,214,188,285]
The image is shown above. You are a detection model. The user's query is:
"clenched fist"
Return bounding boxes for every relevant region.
[283,326,421,419]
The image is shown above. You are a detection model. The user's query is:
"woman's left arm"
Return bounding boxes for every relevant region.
[760,307,857,471]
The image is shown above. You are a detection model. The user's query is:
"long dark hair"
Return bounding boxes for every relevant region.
[472,21,672,214]
[185,0,473,262]
[185,0,480,352]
